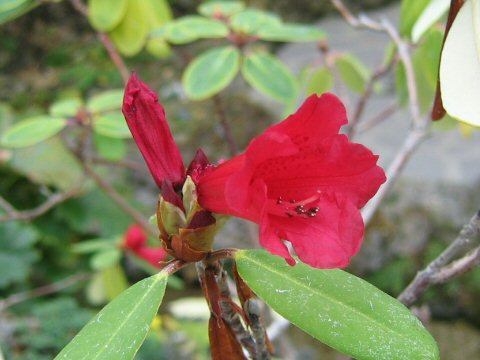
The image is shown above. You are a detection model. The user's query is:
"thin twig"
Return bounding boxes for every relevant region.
[212,95,238,156]
[398,210,480,306]
[348,56,397,138]
[82,162,157,237]
[0,188,84,222]
[97,32,130,84]
[0,196,16,213]
[362,128,428,225]
[91,155,149,173]
[0,272,90,312]
[357,101,399,133]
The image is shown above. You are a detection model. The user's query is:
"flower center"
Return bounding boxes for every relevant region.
[273,192,321,219]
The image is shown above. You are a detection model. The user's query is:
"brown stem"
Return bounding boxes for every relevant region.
[212,95,238,156]
[0,188,84,222]
[0,272,90,312]
[398,209,480,306]
[161,259,187,276]
[97,32,130,84]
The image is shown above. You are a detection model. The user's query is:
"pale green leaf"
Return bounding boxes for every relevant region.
[55,272,168,360]
[198,1,244,18]
[412,0,449,42]
[0,0,38,25]
[242,51,298,102]
[235,250,440,360]
[182,46,240,100]
[230,9,281,35]
[151,16,229,44]
[93,113,131,138]
[90,248,121,270]
[109,0,148,56]
[1,116,67,148]
[400,0,431,37]
[257,23,326,42]
[440,0,480,126]
[93,133,127,161]
[8,137,84,191]
[87,0,128,32]
[335,54,370,93]
[306,67,334,95]
[72,239,117,254]
[49,98,83,117]
[87,89,124,113]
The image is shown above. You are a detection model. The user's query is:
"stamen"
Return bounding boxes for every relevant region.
[273,191,322,219]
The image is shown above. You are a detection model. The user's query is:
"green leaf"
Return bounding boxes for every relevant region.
[242,51,298,102]
[87,89,124,113]
[335,54,370,93]
[55,272,168,360]
[182,46,240,100]
[72,238,117,254]
[0,0,38,25]
[230,9,281,35]
[257,23,326,42]
[93,113,131,138]
[88,0,128,32]
[235,250,439,360]
[142,0,173,58]
[90,248,121,270]
[400,0,431,37]
[8,137,84,191]
[440,0,480,127]
[0,221,39,289]
[198,1,245,18]
[49,98,83,118]
[151,16,229,44]
[1,116,67,148]
[411,0,449,42]
[109,0,148,56]
[306,67,334,95]
[93,133,127,161]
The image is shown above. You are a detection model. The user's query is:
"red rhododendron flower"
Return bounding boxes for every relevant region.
[123,72,185,188]
[198,94,386,269]
[123,224,167,268]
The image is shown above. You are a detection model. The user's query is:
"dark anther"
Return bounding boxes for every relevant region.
[277,196,283,204]
[308,207,319,213]
[295,205,306,214]
[286,212,294,218]
[306,211,317,217]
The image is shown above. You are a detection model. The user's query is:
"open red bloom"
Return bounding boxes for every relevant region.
[198,94,386,269]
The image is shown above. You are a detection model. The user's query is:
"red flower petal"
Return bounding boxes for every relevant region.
[123,72,185,187]
[124,224,147,250]
[135,246,167,268]
[198,93,386,269]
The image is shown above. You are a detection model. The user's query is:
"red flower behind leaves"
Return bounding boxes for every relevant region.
[123,224,167,268]
[198,94,386,269]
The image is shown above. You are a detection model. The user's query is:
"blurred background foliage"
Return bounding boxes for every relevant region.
[0,0,479,359]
